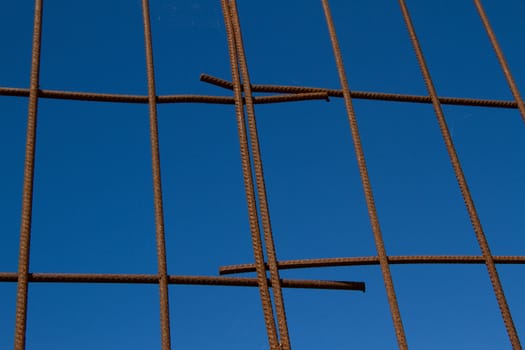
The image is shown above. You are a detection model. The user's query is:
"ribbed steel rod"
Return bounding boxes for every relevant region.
[0,273,365,291]
[321,0,408,348]
[228,1,292,348]
[14,1,42,349]
[221,0,280,348]
[200,73,522,109]
[219,255,525,275]
[0,87,328,105]
[473,0,525,122]
[141,1,172,348]
[398,1,521,348]
[3,79,520,109]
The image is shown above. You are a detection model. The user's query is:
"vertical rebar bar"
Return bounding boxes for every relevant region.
[473,0,525,123]
[13,1,43,349]
[320,0,409,348]
[228,1,292,348]
[141,0,172,348]
[398,1,522,348]
[220,1,281,349]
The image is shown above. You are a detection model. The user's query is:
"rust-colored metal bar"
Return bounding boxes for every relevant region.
[321,1,409,348]
[473,0,525,122]
[200,73,523,109]
[0,87,329,105]
[141,1,171,348]
[14,1,42,349]
[398,1,521,348]
[228,1,292,348]
[219,255,525,274]
[250,92,329,104]
[220,1,280,348]
[4,78,521,109]
[0,273,365,291]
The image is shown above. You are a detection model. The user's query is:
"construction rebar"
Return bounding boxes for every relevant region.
[0,86,329,105]
[228,1,292,348]
[398,0,521,348]
[219,255,525,275]
[141,1,172,348]
[1,2,521,349]
[321,0,409,348]
[473,0,525,122]
[221,0,281,348]
[13,1,43,349]
[0,272,365,291]
[199,73,523,109]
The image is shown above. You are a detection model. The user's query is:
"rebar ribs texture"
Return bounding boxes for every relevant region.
[1,0,523,349]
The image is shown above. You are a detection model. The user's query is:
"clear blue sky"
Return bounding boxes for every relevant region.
[1,0,524,349]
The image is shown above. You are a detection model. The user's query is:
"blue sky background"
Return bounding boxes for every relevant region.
[0,0,524,349]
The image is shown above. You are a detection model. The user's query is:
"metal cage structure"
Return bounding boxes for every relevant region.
[0,0,523,349]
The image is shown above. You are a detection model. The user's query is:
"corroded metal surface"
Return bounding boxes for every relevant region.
[3,0,523,349]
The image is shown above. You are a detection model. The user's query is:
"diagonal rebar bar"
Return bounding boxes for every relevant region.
[398,1,521,348]
[227,1,292,348]
[220,0,281,348]
[321,0,409,348]
[473,0,525,123]
[13,1,43,349]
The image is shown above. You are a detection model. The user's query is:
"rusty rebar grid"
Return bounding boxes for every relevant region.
[2,1,522,349]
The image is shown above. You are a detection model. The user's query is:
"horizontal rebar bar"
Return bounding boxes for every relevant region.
[219,255,525,274]
[3,80,520,110]
[0,272,365,291]
[0,87,328,105]
[200,74,522,109]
